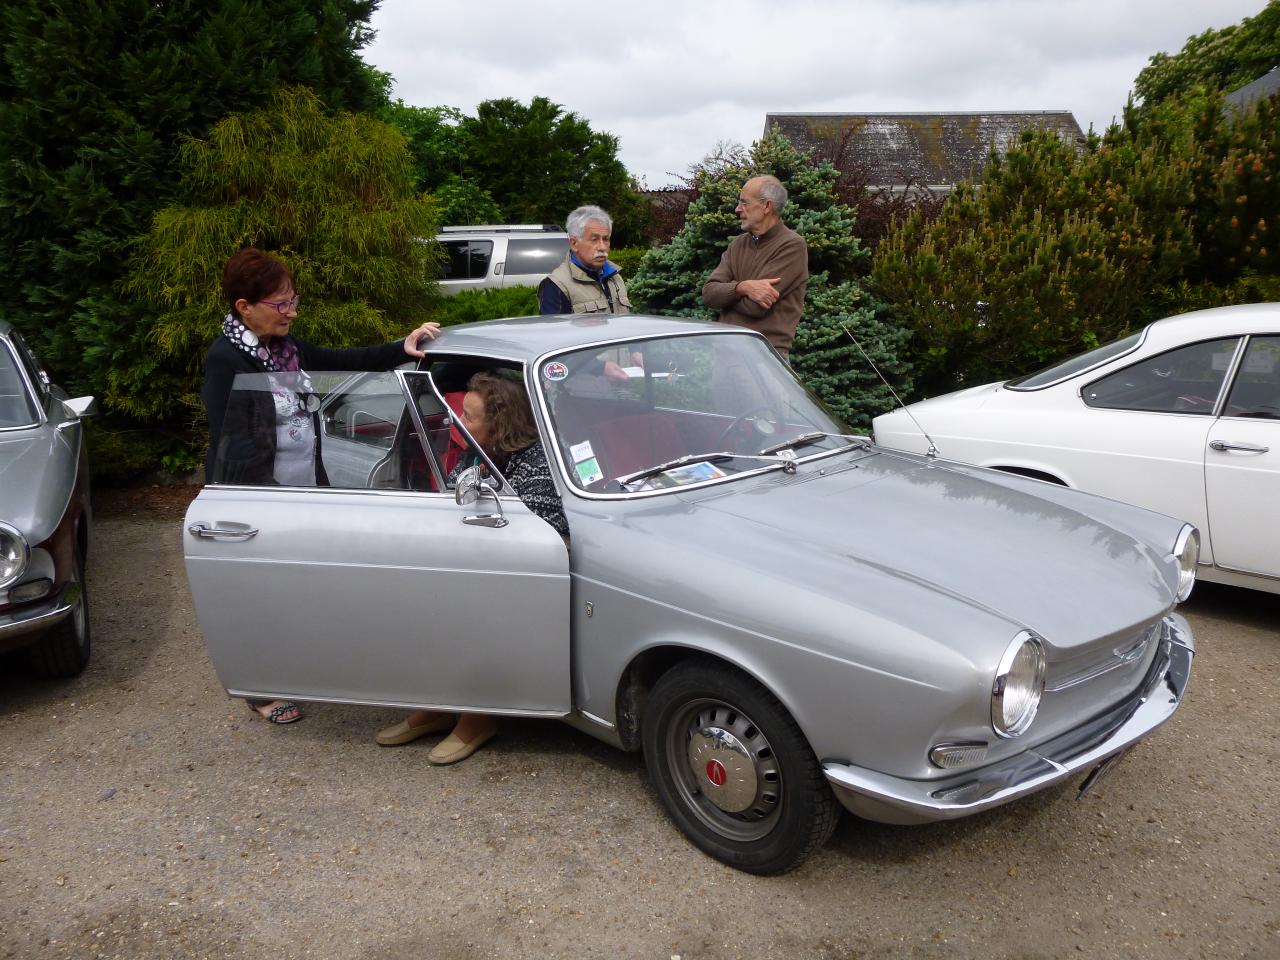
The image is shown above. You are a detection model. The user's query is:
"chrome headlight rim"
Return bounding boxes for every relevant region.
[991,631,1046,739]
[1172,524,1199,603]
[0,521,31,589]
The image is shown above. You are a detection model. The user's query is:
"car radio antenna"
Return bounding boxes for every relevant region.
[840,324,938,460]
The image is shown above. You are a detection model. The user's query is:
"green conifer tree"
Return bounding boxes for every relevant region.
[873,129,1197,395]
[0,0,385,400]
[630,131,911,429]
[120,87,438,422]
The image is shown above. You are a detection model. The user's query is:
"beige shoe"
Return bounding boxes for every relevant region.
[375,714,454,746]
[427,723,498,765]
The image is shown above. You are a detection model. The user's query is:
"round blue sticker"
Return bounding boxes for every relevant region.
[543,361,569,381]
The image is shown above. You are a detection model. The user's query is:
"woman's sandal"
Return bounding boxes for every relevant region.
[248,700,303,724]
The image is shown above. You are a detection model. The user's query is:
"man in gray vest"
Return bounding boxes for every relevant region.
[539,205,632,316]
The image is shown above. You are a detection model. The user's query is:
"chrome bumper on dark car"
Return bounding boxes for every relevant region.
[824,614,1195,825]
[0,588,74,648]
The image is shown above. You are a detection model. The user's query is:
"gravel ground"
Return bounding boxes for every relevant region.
[1,486,1277,960]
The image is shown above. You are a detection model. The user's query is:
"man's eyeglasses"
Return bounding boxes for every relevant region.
[260,294,301,315]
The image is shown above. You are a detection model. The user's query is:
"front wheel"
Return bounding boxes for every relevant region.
[641,660,839,874]
[28,542,91,679]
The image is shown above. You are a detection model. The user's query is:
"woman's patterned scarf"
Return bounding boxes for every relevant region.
[222,313,316,412]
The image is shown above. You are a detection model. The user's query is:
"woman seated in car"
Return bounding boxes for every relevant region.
[376,370,568,764]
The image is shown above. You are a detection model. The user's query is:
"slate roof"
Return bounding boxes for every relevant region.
[764,112,1086,188]
[1224,67,1280,114]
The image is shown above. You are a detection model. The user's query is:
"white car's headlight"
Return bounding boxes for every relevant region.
[991,632,1046,738]
[0,521,30,589]
[1173,525,1199,603]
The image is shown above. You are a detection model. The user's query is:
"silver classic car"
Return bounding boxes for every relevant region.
[0,320,94,677]
[184,316,1197,874]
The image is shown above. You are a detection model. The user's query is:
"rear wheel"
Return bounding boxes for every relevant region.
[28,543,90,679]
[641,660,839,874]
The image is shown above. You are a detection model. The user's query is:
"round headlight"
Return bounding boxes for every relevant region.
[991,632,1046,738]
[0,521,30,589]
[1173,525,1199,602]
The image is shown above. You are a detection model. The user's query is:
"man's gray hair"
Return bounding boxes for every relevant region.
[566,205,613,238]
[756,176,787,215]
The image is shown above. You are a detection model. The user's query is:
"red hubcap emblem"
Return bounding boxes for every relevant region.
[706,759,728,787]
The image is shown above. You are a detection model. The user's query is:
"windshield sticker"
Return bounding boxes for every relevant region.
[542,361,569,381]
[633,461,728,491]
[570,441,603,485]
[575,457,604,486]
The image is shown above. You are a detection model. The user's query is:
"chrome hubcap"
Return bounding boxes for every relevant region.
[667,699,783,841]
[687,725,757,813]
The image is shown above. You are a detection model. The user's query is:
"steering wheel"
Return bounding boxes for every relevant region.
[717,405,779,450]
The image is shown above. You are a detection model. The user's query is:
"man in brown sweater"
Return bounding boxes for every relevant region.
[701,175,809,357]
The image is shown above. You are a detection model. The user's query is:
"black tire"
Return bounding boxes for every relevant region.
[641,659,840,875]
[28,542,91,679]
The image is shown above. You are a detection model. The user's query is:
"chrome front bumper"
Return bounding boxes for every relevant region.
[0,588,74,648]
[824,614,1195,825]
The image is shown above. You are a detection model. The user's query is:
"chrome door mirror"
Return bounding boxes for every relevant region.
[454,465,508,528]
[64,396,97,418]
[455,465,483,505]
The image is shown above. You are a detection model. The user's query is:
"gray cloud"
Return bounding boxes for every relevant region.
[365,0,1263,184]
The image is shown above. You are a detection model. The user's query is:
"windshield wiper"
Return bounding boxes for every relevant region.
[616,452,735,488]
[757,431,869,456]
[616,448,805,489]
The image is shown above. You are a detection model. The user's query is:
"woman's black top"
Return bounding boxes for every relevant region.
[201,334,406,484]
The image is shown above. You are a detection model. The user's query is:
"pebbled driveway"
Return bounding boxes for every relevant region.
[1,486,1277,960]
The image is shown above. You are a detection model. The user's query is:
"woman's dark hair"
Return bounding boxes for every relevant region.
[467,371,538,456]
[222,248,294,319]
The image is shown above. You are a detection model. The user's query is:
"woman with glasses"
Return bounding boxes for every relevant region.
[202,247,439,724]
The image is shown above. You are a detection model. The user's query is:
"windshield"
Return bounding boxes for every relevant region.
[0,339,38,428]
[1006,330,1145,390]
[538,332,862,494]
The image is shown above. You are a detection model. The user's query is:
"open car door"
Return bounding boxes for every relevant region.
[183,368,571,716]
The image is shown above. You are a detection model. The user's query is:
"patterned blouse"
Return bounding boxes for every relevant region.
[499,441,570,538]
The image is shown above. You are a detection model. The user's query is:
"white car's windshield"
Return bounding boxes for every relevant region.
[539,332,863,493]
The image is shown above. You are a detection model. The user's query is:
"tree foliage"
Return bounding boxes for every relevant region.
[1132,1,1280,113]
[380,96,649,244]
[121,87,439,422]
[630,131,911,428]
[873,128,1198,395]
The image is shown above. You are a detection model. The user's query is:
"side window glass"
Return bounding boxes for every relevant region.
[399,370,498,491]
[467,240,493,279]
[1224,336,1280,420]
[441,240,470,281]
[1083,338,1240,414]
[212,370,428,491]
[505,237,567,275]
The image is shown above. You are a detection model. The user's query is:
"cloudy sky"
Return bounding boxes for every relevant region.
[364,0,1263,187]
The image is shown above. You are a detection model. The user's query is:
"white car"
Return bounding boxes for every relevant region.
[873,304,1279,595]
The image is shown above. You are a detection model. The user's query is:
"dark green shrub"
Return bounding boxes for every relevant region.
[428,287,539,326]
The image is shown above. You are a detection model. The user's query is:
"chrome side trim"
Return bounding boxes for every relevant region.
[222,689,569,719]
[823,614,1194,825]
[578,710,616,730]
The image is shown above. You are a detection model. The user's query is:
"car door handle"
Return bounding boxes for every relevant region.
[462,513,509,529]
[1209,440,1270,454]
[188,522,259,541]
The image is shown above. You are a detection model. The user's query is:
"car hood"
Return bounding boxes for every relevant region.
[0,427,75,542]
[679,451,1175,647]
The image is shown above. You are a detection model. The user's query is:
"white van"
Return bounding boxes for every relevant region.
[436,225,569,296]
